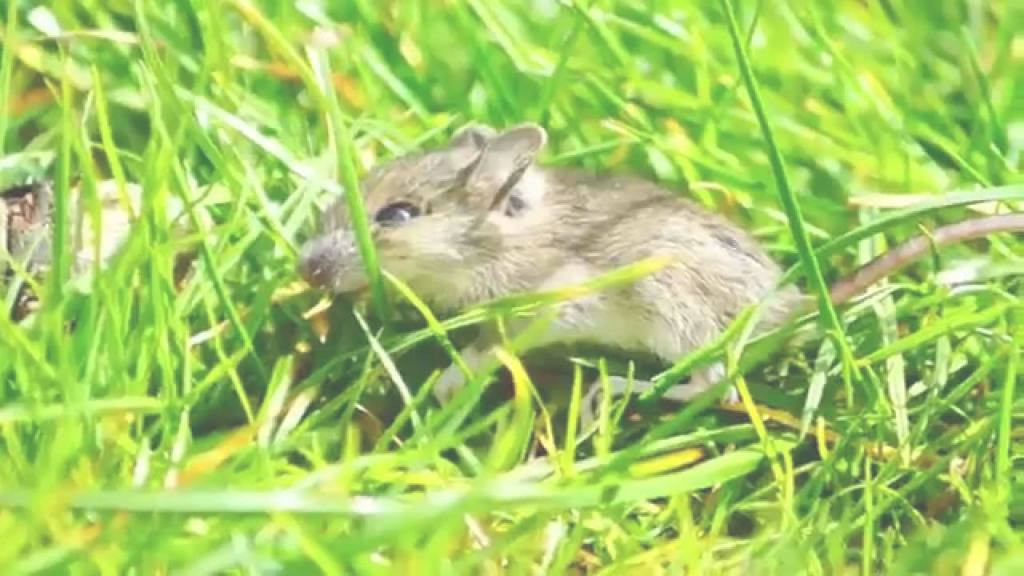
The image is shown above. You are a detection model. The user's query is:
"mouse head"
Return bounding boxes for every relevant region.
[298,123,548,302]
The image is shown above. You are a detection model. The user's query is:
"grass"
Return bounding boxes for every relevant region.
[1,0,1023,573]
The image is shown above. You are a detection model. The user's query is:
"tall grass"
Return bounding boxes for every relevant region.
[1,1,1022,574]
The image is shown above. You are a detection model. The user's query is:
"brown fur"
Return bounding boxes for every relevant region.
[298,123,801,402]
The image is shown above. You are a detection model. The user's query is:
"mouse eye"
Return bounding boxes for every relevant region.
[504,194,527,217]
[374,201,421,226]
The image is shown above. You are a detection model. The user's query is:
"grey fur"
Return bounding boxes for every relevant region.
[297,123,1024,416]
[298,122,804,406]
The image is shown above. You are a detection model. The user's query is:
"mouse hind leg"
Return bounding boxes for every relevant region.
[577,362,737,435]
[432,263,739,420]
[670,362,737,403]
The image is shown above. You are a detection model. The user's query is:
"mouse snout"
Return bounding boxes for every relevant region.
[298,236,343,291]
[297,231,367,294]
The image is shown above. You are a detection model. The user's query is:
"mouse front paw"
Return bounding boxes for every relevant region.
[661,363,737,403]
[433,345,489,404]
[578,376,650,436]
[434,362,468,404]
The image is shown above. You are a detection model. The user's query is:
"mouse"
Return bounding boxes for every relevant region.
[297,122,1024,426]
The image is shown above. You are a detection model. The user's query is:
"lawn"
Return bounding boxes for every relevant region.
[1,0,1023,574]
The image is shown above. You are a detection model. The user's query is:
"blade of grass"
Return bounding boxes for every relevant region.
[719,0,845,345]
[0,0,18,155]
[858,302,1014,366]
[310,46,389,324]
[229,0,389,322]
[352,309,423,434]
[995,335,1018,492]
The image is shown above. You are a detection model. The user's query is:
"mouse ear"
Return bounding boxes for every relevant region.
[440,123,494,180]
[465,123,547,211]
[450,123,497,150]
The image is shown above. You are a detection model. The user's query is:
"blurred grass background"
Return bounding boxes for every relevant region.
[1,0,1023,574]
